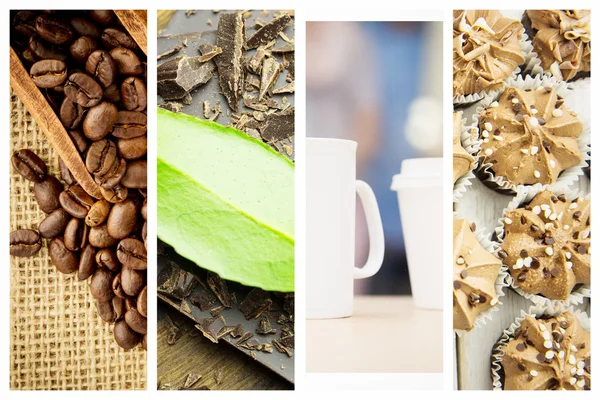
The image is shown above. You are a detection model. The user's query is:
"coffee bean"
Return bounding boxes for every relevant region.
[96,248,121,271]
[85,139,118,176]
[107,198,139,239]
[95,158,127,189]
[48,237,79,274]
[64,72,102,107]
[96,299,115,322]
[117,238,147,270]
[109,47,143,76]
[70,17,101,38]
[35,14,73,45]
[10,229,42,257]
[121,159,147,189]
[85,199,111,227]
[117,135,147,160]
[30,59,67,88]
[90,268,114,301]
[88,223,118,248]
[82,101,118,140]
[100,185,128,203]
[60,98,86,130]
[111,111,146,138]
[57,158,75,185]
[59,184,94,218]
[39,208,71,238]
[113,319,139,349]
[13,11,37,37]
[28,36,68,61]
[34,175,63,213]
[112,272,127,298]
[70,36,98,65]
[78,244,97,281]
[12,149,47,182]
[90,10,115,26]
[121,267,145,296]
[121,77,146,111]
[85,50,117,88]
[125,308,147,334]
[112,296,125,320]
[101,27,137,50]
[137,286,147,318]
[64,217,87,251]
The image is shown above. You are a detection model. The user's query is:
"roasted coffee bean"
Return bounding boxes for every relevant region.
[85,199,111,227]
[82,101,118,140]
[30,59,67,88]
[112,296,125,320]
[70,35,98,64]
[109,47,143,76]
[112,272,127,299]
[117,135,147,160]
[137,286,147,318]
[100,185,128,203]
[13,11,37,38]
[96,248,121,271]
[85,50,117,88]
[88,223,118,248]
[121,159,147,189]
[78,244,96,281]
[101,27,137,50]
[70,16,101,38]
[107,198,139,239]
[111,111,146,138]
[125,308,147,334]
[34,175,63,213]
[35,14,73,45]
[113,319,139,349]
[67,129,88,153]
[103,83,121,103]
[85,139,118,176]
[90,10,115,26]
[10,229,42,257]
[58,158,75,185]
[141,199,147,220]
[121,77,146,111]
[96,299,115,322]
[95,158,127,189]
[59,184,94,218]
[48,237,79,274]
[12,149,47,182]
[121,267,145,296]
[64,217,87,251]
[90,268,114,301]
[39,208,71,238]
[117,238,147,270]
[60,98,86,130]
[64,72,102,107]
[28,36,68,61]
[21,47,39,64]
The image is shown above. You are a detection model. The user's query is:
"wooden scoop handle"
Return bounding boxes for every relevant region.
[115,10,148,55]
[10,47,102,199]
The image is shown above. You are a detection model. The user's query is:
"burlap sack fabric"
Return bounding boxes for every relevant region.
[10,93,146,390]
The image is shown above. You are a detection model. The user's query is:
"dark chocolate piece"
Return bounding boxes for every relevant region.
[235,331,254,345]
[158,102,183,113]
[230,323,244,338]
[206,271,232,307]
[195,316,226,343]
[283,293,294,315]
[280,333,294,348]
[256,343,273,353]
[271,43,294,53]
[183,373,201,389]
[273,81,294,94]
[272,338,292,357]
[210,305,226,317]
[256,317,277,335]
[215,12,245,111]
[246,14,292,49]
[247,43,273,74]
[283,53,294,79]
[216,325,235,340]
[260,108,294,142]
[157,261,197,300]
[240,337,260,350]
[179,298,193,314]
[198,42,223,62]
[189,292,217,311]
[157,45,182,60]
[259,57,280,100]
[157,56,215,100]
[245,73,260,91]
[239,288,272,320]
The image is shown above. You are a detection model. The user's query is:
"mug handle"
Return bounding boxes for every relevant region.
[354,180,385,279]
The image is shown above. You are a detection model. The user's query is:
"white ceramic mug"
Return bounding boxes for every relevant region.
[306,138,385,319]
[391,158,443,310]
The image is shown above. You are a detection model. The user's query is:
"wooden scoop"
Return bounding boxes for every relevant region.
[115,10,148,55]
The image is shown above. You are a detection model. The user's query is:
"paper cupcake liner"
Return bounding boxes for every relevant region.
[454,226,510,337]
[495,187,591,309]
[453,24,535,106]
[473,74,591,196]
[491,304,590,390]
[453,113,481,203]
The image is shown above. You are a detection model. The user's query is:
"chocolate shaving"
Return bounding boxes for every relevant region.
[230,323,244,338]
[158,102,183,113]
[179,299,193,314]
[283,53,294,78]
[240,338,260,350]
[256,317,277,335]
[256,343,273,353]
[158,261,198,300]
[247,42,273,74]
[260,108,294,142]
[246,13,292,49]
[198,42,223,62]
[215,12,245,111]
[239,288,272,320]
[216,325,235,339]
[272,338,292,357]
[195,316,226,343]
[183,373,202,389]
[273,81,294,94]
[206,271,232,307]
[189,292,217,311]
[210,305,226,317]
[280,333,294,348]
[259,57,281,100]
[158,56,215,100]
[235,331,254,345]
[245,73,260,91]
[158,45,182,60]
[271,43,294,53]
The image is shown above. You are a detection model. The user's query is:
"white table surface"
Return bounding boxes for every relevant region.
[307,296,442,373]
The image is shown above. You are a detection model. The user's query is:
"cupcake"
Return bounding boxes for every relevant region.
[453,10,525,101]
[477,85,583,188]
[524,10,591,82]
[453,111,476,184]
[494,311,590,390]
[499,190,590,301]
[453,219,503,331]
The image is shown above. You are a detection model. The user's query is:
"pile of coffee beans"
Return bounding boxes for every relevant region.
[10,10,147,351]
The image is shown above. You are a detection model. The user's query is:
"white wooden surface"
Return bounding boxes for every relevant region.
[453,85,591,389]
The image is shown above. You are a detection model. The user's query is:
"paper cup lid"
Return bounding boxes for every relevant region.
[391,158,443,190]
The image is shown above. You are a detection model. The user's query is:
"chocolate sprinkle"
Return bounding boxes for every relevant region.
[518,363,527,371]
[558,194,567,202]
[470,222,476,232]
[520,249,528,258]
[517,272,527,282]
[460,269,468,279]
[521,215,527,225]
[573,211,582,220]
[542,267,550,278]
[453,280,462,289]
[536,353,546,363]
[531,224,540,232]
[538,117,546,125]
[545,237,555,245]
[516,343,526,352]
[550,267,559,277]
[498,249,508,259]
[578,245,587,254]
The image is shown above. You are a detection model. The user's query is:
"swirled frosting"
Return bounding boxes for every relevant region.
[500,190,590,300]
[500,312,590,390]
[453,10,525,97]
[527,10,591,82]
[478,86,583,186]
[453,112,476,184]
[453,219,502,331]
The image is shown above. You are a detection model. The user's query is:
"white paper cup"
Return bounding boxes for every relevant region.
[391,158,442,310]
